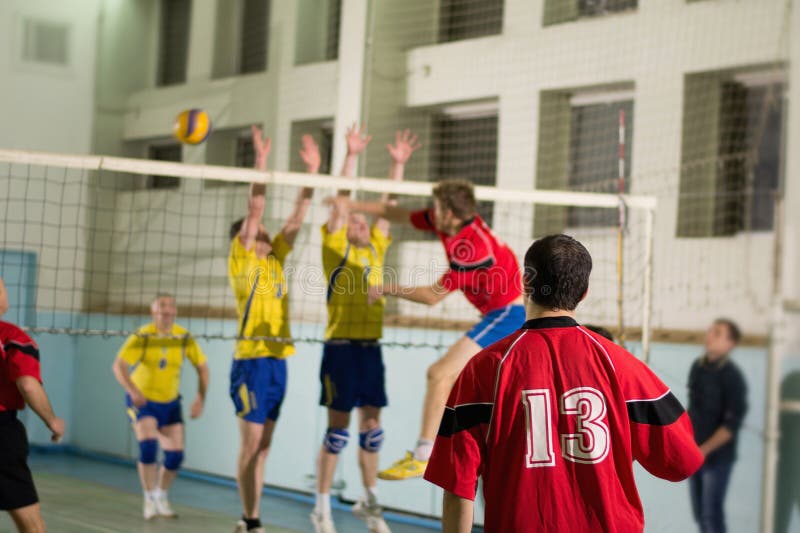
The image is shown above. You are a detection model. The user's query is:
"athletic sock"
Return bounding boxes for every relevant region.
[243,516,262,530]
[145,490,157,502]
[315,492,331,516]
[413,439,434,461]
[365,486,378,507]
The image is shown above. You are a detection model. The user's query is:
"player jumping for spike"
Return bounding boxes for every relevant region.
[346,179,525,480]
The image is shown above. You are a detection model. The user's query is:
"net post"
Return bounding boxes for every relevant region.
[642,207,654,363]
[617,108,626,346]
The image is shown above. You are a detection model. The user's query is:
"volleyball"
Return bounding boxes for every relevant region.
[173,108,211,145]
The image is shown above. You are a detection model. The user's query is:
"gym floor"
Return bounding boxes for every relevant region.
[0,451,472,533]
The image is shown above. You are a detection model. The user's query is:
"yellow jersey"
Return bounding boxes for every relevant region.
[322,223,391,340]
[117,323,207,403]
[228,234,294,359]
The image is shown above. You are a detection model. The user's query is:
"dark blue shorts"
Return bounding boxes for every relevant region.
[230,357,287,424]
[466,304,526,348]
[319,340,387,412]
[126,396,183,428]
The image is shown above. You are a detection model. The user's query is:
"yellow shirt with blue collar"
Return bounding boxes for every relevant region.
[117,323,207,403]
[228,234,294,359]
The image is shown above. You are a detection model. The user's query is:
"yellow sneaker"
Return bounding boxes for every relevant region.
[378,452,427,480]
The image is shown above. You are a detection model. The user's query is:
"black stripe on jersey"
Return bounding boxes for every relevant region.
[449,257,495,273]
[438,403,493,437]
[4,341,40,361]
[627,392,684,426]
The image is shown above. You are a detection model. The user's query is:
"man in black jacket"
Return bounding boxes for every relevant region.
[687,318,748,533]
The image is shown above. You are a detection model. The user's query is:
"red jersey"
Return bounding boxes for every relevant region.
[424,316,703,533]
[0,321,42,411]
[409,209,522,315]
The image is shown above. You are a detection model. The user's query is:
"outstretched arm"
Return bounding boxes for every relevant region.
[375,129,421,236]
[239,125,271,249]
[281,134,321,247]
[328,124,372,233]
[369,279,450,306]
[348,200,412,223]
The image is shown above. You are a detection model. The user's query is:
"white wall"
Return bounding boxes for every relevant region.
[0,0,101,314]
[404,0,786,334]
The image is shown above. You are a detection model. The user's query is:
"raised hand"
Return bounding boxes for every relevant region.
[251,125,272,170]
[387,129,422,165]
[299,134,321,174]
[346,123,372,156]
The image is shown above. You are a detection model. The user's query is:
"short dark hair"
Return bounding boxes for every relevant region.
[432,179,477,220]
[229,218,245,241]
[714,318,742,344]
[584,325,614,342]
[523,234,592,311]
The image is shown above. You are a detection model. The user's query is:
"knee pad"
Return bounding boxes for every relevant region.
[359,427,385,453]
[323,428,349,454]
[163,450,184,471]
[139,439,158,465]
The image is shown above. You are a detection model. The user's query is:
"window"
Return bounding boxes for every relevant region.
[21,18,69,66]
[289,119,334,174]
[543,0,636,26]
[238,0,269,74]
[430,110,499,222]
[204,129,256,187]
[147,143,182,189]
[533,87,633,236]
[295,0,341,64]
[677,69,784,236]
[438,0,504,43]
[157,0,191,86]
[213,0,269,77]
[567,97,633,226]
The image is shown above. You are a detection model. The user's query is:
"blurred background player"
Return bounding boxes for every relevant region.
[112,293,209,520]
[347,179,524,479]
[425,235,704,532]
[228,126,320,533]
[311,127,420,533]
[687,318,748,533]
[0,277,65,533]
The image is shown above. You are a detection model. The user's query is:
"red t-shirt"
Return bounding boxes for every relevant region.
[424,316,704,533]
[409,209,522,315]
[0,321,42,411]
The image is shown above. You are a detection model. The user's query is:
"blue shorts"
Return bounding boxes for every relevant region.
[230,357,287,424]
[126,396,183,428]
[466,304,526,348]
[320,340,387,412]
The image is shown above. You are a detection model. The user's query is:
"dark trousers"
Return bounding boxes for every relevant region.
[689,460,734,533]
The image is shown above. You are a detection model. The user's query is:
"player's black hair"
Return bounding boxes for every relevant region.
[584,325,614,342]
[229,218,245,241]
[523,234,592,311]
[714,317,742,344]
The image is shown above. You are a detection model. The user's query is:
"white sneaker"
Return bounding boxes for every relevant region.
[143,498,157,520]
[310,509,337,533]
[154,495,177,518]
[352,499,391,533]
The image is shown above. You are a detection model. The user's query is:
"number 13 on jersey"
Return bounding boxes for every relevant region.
[522,387,610,468]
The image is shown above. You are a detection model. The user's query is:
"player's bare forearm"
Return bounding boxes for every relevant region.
[196,363,210,401]
[16,376,57,427]
[111,358,138,395]
[351,201,410,223]
[281,187,314,246]
[442,491,474,533]
[700,426,733,456]
[384,283,448,306]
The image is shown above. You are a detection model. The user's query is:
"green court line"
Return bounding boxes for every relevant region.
[0,472,302,533]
